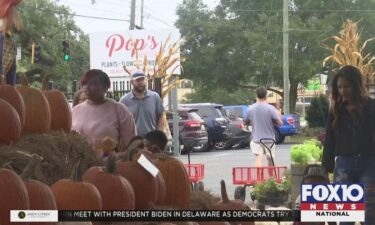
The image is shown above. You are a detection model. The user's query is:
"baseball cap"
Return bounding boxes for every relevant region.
[131,70,146,80]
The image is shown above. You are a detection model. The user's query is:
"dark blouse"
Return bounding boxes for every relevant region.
[322,98,375,173]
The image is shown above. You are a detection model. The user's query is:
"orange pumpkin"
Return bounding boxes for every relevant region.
[0,168,30,225]
[0,83,26,129]
[83,154,135,210]
[51,159,102,210]
[21,156,57,225]
[152,153,191,208]
[116,142,159,209]
[0,99,21,144]
[17,74,51,133]
[42,75,71,132]
[156,172,166,205]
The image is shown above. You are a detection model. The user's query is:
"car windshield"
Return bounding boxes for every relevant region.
[195,106,224,118]
[225,108,244,118]
[188,111,202,120]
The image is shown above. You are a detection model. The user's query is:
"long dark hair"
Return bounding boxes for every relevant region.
[330,65,368,128]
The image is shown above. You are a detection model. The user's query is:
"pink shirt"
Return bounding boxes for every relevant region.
[72,99,136,150]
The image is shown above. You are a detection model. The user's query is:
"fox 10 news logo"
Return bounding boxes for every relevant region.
[300,184,365,222]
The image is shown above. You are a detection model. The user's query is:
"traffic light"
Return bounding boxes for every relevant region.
[62,40,71,61]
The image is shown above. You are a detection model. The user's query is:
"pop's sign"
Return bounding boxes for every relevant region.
[89,29,181,77]
[300,184,365,222]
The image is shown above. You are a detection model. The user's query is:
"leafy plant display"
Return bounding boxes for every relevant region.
[251,178,291,203]
[290,139,323,164]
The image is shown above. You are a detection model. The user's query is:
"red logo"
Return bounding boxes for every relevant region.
[105,34,159,57]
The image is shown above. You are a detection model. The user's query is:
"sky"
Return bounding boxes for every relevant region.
[56,0,219,34]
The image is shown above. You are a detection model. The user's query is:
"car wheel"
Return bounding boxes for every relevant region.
[191,143,208,152]
[231,142,241,149]
[214,141,230,150]
[275,130,285,144]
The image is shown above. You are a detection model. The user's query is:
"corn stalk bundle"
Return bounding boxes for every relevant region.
[321,20,375,84]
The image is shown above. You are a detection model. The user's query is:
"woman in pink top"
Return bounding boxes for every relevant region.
[72,69,137,154]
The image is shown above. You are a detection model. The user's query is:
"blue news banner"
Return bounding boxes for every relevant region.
[58,210,300,222]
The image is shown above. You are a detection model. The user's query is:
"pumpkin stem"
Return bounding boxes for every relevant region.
[42,74,53,91]
[125,138,144,161]
[20,155,41,180]
[20,73,29,86]
[220,180,230,204]
[71,158,83,182]
[0,75,5,85]
[106,153,117,174]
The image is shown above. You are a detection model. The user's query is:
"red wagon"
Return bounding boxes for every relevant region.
[232,166,287,200]
[232,138,288,202]
[184,163,205,191]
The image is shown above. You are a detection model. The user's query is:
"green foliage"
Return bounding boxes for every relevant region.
[176,0,375,112]
[252,178,291,201]
[290,139,323,164]
[306,95,329,128]
[183,84,255,105]
[13,0,89,91]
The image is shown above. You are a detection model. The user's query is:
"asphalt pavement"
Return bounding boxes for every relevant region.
[177,144,292,204]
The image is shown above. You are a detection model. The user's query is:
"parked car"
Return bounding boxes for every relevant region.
[179,103,231,150]
[166,108,209,154]
[223,104,301,144]
[227,114,251,149]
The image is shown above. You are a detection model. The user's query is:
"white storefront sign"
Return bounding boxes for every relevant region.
[89,29,181,82]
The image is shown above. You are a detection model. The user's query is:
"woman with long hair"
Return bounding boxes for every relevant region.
[322,65,375,225]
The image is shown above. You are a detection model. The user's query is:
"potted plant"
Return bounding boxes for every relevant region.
[250,177,291,209]
[290,139,323,207]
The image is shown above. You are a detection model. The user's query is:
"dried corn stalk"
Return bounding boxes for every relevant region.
[123,36,185,99]
[321,20,375,82]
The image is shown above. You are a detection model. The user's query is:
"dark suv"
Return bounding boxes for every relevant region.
[179,103,231,150]
[166,108,209,153]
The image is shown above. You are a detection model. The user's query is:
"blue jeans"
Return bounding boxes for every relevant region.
[334,155,375,225]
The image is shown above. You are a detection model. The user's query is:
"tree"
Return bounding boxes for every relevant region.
[176,0,375,111]
[13,0,89,91]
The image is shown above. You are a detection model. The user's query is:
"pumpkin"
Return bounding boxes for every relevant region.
[152,153,191,208]
[0,83,26,129]
[0,168,29,225]
[155,172,167,205]
[116,140,159,209]
[82,153,135,210]
[42,75,71,132]
[0,99,21,144]
[211,180,254,225]
[21,156,57,225]
[51,159,102,210]
[16,74,51,133]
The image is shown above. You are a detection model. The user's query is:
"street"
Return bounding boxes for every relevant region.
[177,144,292,203]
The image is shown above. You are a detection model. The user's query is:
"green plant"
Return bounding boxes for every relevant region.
[290,139,323,164]
[251,178,291,202]
[306,95,329,128]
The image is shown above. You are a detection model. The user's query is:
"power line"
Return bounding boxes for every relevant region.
[60,0,128,17]
[24,5,130,22]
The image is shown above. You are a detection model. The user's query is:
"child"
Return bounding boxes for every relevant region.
[294,165,335,225]
[144,130,168,154]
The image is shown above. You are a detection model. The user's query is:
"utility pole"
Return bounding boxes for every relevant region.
[283,0,290,114]
[140,0,144,29]
[130,0,136,30]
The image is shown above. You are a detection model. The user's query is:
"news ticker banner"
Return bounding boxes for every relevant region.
[11,210,300,222]
[301,183,365,222]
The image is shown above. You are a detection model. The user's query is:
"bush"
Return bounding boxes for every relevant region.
[290,139,323,164]
[306,95,329,128]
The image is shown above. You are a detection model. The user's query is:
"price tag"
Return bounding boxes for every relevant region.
[137,154,159,177]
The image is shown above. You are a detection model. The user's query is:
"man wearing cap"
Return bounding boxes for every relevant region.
[119,70,165,137]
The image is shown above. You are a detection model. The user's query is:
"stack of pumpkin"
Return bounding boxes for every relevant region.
[0,77,255,225]
[0,74,71,144]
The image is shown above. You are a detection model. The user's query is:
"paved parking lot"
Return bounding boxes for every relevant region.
[177,144,292,203]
